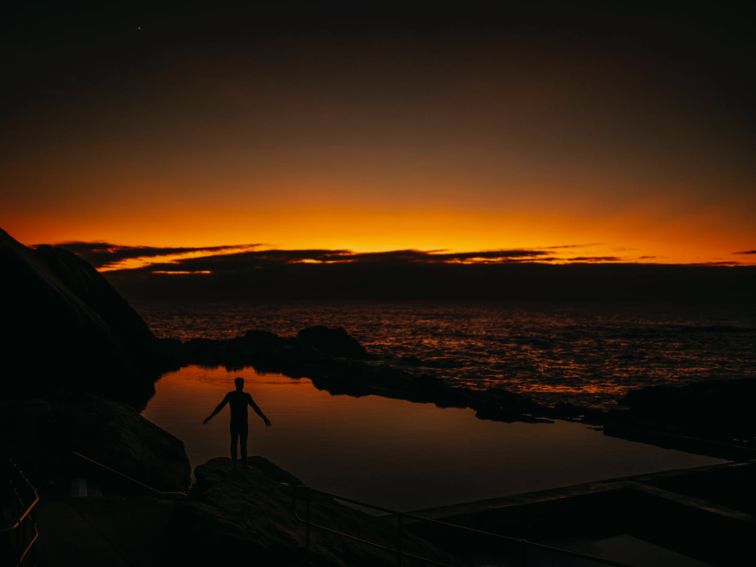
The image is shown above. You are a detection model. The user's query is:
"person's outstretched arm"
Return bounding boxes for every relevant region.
[203,394,230,424]
[247,394,271,426]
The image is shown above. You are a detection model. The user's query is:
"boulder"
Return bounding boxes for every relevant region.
[53,394,191,492]
[296,326,368,358]
[610,378,756,442]
[1,394,190,492]
[0,228,164,407]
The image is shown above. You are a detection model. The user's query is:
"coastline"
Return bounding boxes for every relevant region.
[4,230,755,565]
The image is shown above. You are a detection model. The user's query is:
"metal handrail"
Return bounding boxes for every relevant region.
[71,450,188,498]
[16,525,38,565]
[0,460,39,532]
[290,484,632,566]
[1,459,40,566]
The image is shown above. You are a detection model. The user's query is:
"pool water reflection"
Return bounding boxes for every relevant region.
[144,365,721,511]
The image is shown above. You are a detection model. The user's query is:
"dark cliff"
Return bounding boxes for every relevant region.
[1,228,163,407]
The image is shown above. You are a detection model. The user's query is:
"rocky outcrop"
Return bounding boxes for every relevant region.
[181,326,370,369]
[164,457,453,566]
[296,325,368,358]
[608,378,756,441]
[179,326,548,423]
[602,378,756,459]
[54,394,191,492]
[1,393,190,492]
[1,228,165,407]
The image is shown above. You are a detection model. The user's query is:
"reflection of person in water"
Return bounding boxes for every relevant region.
[203,377,271,463]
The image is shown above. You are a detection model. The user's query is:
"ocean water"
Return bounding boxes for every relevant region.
[139,301,735,506]
[136,300,756,407]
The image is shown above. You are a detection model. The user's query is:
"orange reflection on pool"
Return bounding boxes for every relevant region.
[144,365,720,511]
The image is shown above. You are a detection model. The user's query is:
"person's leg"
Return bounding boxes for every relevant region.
[230,424,239,462]
[240,425,248,463]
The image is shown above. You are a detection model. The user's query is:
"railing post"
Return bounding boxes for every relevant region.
[305,491,311,553]
[18,521,24,565]
[395,513,403,567]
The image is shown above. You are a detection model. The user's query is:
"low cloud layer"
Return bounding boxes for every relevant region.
[49,242,260,269]
[51,242,636,274]
[44,241,754,302]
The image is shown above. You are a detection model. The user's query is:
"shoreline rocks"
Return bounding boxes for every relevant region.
[602,378,756,459]
[175,325,550,423]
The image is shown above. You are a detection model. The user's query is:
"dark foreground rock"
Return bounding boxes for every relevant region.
[53,394,191,492]
[603,378,756,459]
[1,228,191,499]
[164,457,453,566]
[1,228,167,408]
[1,394,190,492]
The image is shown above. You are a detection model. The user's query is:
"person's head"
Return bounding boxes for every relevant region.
[234,377,244,391]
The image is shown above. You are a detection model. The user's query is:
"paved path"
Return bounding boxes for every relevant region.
[35,495,176,567]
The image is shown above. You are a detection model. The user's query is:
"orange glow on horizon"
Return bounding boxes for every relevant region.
[5,199,755,268]
[3,168,755,267]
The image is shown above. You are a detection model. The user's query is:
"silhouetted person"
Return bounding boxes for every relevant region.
[203,377,271,464]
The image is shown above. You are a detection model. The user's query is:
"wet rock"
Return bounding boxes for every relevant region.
[546,402,586,420]
[469,387,549,423]
[601,378,756,459]
[239,329,289,351]
[296,325,368,358]
[398,355,423,366]
[544,401,605,424]
[609,378,756,442]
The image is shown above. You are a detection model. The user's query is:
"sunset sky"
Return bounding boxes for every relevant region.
[3,2,755,267]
